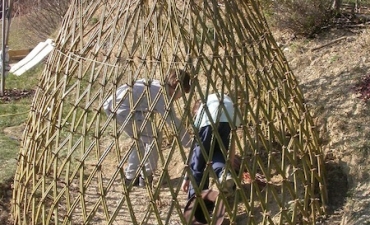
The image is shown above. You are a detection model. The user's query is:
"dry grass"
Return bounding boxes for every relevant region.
[7,16,39,50]
[273,27,370,224]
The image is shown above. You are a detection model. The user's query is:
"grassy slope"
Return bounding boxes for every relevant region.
[0,14,50,184]
[0,66,42,183]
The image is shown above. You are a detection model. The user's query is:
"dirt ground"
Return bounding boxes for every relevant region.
[1,13,370,225]
[272,25,370,224]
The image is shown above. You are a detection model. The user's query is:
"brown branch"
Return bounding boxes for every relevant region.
[310,36,347,51]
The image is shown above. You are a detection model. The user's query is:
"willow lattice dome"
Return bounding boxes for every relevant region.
[12,0,327,224]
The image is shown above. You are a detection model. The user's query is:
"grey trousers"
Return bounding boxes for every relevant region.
[117,110,161,180]
[125,142,159,179]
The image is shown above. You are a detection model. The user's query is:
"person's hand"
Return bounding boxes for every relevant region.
[192,99,202,116]
[181,179,190,192]
[180,132,192,148]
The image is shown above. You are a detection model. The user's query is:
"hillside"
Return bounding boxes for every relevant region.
[273,28,370,224]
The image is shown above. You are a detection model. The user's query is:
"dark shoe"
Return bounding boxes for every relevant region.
[125,177,139,186]
[194,199,215,224]
[139,175,153,187]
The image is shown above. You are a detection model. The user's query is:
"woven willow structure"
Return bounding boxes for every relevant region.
[12,0,327,224]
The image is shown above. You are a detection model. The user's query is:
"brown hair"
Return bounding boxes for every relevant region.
[167,69,191,93]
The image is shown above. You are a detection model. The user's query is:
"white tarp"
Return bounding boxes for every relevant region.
[10,39,54,76]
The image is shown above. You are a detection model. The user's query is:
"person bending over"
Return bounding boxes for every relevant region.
[181,93,241,199]
[104,69,192,187]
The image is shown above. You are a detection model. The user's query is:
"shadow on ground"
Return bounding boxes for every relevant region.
[0,178,14,225]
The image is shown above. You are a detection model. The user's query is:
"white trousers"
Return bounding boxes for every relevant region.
[118,110,161,180]
[125,142,159,179]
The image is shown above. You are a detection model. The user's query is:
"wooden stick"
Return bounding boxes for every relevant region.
[311,36,347,51]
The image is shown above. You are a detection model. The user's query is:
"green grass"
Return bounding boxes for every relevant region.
[0,65,42,183]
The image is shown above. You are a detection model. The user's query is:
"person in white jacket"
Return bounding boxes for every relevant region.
[103,69,192,187]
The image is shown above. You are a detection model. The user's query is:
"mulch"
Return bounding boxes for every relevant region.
[0,89,35,103]
[353,73,370,102]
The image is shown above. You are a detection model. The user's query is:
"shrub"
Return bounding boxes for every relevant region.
[264,0,334,37]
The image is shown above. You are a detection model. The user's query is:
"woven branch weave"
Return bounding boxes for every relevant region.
[12,0,327,224]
